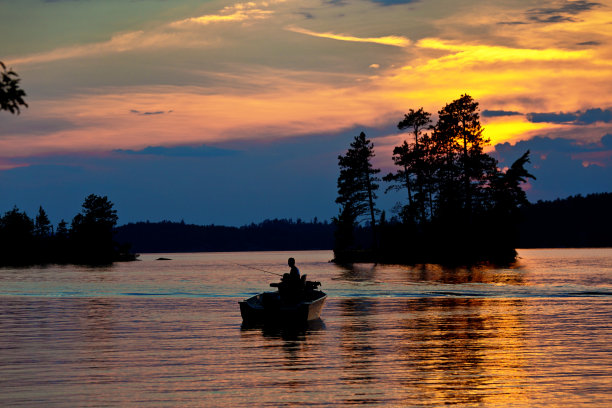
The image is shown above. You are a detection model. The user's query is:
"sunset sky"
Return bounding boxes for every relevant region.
[1,0,612,225]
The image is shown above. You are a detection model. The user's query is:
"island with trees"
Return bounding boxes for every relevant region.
[333,95,534,265]
[0,194,135,266]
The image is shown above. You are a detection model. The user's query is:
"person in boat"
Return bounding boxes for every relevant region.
[288,257,300,282]
[278,257,302,302]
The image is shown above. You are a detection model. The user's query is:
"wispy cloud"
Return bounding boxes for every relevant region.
[499,0,603,25]
[9,31,145,65]
[7,1,278,66]
[527,108,612,124]
[114,144,235,157]
[482,110,523,118]
[526,0,602,23]
[130,109,173,116]
[286,26,410,47]
[170,2,274,27]
[7,29,200,66]
[370,0,421,5]
[576,40,601,46]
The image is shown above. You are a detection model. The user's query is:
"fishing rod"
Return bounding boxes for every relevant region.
[234,263,283,277]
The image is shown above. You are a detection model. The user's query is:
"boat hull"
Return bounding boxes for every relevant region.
[239,291,327,323]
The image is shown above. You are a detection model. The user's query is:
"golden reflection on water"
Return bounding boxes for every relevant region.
[1,249,611,406]
[335,262,526,286]
[1,296,611,406]
[398,298,529,406]
[330,297,530,406]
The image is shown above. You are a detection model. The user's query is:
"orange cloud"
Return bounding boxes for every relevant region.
[0,75,394,157]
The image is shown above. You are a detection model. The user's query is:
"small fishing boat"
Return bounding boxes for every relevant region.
[239,277,327,323]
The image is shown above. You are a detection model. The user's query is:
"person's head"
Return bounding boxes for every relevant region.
[288,257,295,267]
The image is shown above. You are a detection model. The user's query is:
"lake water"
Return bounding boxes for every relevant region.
[1,249,611,407]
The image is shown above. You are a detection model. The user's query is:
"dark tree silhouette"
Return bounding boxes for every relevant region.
[71,194,119,263]
[56,219,69,238]
[0,195,137,265]
[34,206,52,237]
[385,108,433,223]
[335,132,380,254]
[491,151,535,217]
[519,193,612,248]
[76,194,118,228]
[0,206,34,264]
[115,218,335,253]
[435,94,492,220]
[0,62,27,114]
[337,95,534,265]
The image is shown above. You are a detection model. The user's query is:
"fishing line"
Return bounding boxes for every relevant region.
[234,263,283,277]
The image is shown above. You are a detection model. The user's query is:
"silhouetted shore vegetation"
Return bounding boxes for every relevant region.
[333,95,535,266]
[519,192,612,248]
[110,192,612,255]
[115,218,334,253]
[0,194,135,266]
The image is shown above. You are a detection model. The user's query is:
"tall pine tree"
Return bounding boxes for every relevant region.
[335,132,380,254]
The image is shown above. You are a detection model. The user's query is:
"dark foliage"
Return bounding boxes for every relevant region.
[0,61,27,114]
[70,194,120,263]
[0,194,133,266]
[334,132,380,252]
[518,193,612,248]
[114,218,335,253]
[0,207,35,265]
[334,95,535,266]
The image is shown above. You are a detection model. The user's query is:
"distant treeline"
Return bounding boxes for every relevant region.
[114,193,612,254]
[115,218,335,253]
[519,192,612,248]
[0,194,133,266]
[2,192,609,264]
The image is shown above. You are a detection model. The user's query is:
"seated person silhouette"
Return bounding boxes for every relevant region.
[288,257,300,282]
[278,257,302,303]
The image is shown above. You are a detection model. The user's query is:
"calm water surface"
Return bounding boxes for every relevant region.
[1,249,611,407]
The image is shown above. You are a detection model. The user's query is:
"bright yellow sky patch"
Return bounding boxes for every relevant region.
[482,118,558,146]
[416,38,592,66]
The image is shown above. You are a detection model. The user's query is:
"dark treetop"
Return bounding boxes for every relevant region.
[0,194,134,266]
[0,61,27,114]
[334,95,535,265]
